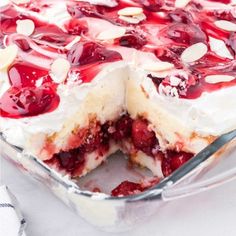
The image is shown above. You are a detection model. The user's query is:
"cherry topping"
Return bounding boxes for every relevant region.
[229,32,236,55]
[53,148,85,174]
[67,42,122,66]
[67,1,109,19]
[154,48,183,68]
[111,181,143,197]
[138,0,164,12]
[169,9,193,24]
[161,151,193,177]
[119,31,147,49]
[65,19,88,35]
[131,119,158,155]
[14,39,31,52]
[0,86,60,118]
[165,23,207,45]
[8,63,52,88]
[112,115,133,141]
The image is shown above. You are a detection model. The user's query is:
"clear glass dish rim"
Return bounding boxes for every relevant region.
[1,133,236,203]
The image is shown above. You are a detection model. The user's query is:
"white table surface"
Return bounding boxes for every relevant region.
[2,156,236,236]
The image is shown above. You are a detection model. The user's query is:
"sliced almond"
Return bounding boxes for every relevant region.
[97,27,126,40]
[11,0,30,4]
[119,13,146,24]
[205,75,235,84]
[142,61,174,72]
[175,0,191,8]
[181,43,208,63]
[118,7,143,16]
[209,36,233,59]
[0,45,18,70]
[50,58,71,83]
[64,36,81,50]
[16,19,35,36]
[214,20,236,32]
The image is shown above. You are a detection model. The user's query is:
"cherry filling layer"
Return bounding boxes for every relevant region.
[45,115,193,194]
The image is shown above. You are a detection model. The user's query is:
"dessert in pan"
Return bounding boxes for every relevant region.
[1,0,236,197]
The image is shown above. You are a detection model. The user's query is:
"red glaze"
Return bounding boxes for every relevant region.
[67,41,122,66]
[118,30,147,49]
[8,62,52,88]
[0,86,59,118]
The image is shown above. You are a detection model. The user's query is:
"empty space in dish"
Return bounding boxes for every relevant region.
[77,152,154,194]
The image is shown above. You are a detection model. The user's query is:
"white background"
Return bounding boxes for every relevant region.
[2,157,236,236]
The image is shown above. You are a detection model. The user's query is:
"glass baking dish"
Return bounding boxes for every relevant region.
[1,134,236,232]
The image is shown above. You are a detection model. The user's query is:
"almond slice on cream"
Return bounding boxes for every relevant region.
[118,7,143,16]
[50,58,71,83]
[181,43,208,63]
[16,19,35,36]
[97,27,126,40]
[214,20,236,32]
[142,61,174,72]
[0,45,18,70]
[175,0,191,8]
[205,75,235,84]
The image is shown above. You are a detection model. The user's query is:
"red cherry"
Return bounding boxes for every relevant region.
[111,181,143,197]
[161,151,193,177]
[119,31,147,49]
[168,9,193,24]
[138,0,164,12]
[67,41,122,66]
[161,159,172,177]
[229,32,236,55]
[81,131,102,153]
[131,119,157,155]
[112,115,133,141]
[67,1,108,19]
[65,19,88,35]
[165,23,207,45]
[154,47,183,68]
[54,149,85,173]
[169,151,193,171]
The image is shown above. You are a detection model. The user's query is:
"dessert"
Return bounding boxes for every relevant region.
[1,0,236,194]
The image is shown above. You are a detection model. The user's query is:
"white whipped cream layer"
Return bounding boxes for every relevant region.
[137,69,236,136]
